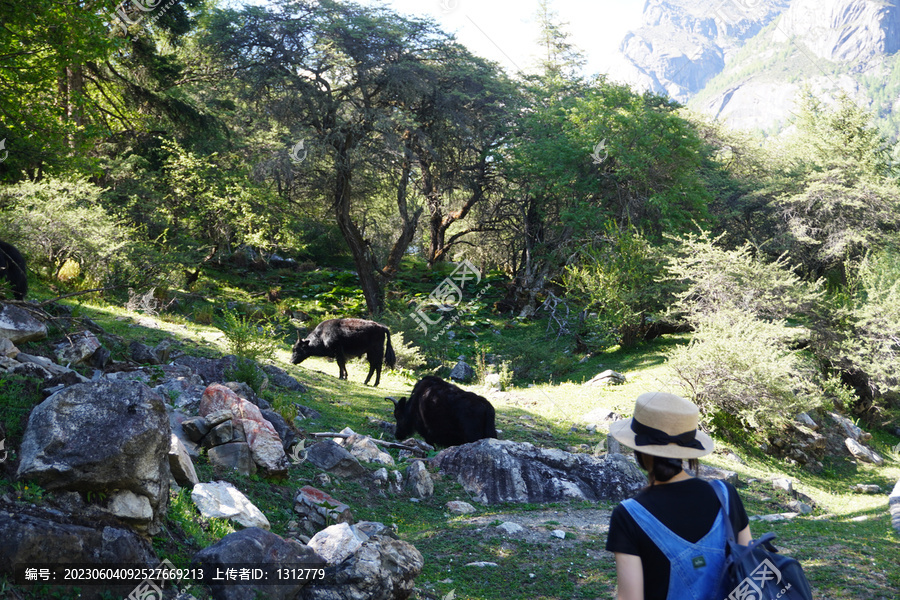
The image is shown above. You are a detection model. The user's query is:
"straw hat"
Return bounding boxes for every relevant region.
[609,392,714,459]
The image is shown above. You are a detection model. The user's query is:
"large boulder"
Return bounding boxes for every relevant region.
[304,440,367,479]
[0,303,47,343]
[191,527,325,600]
[0,507,157,600]
[16,380,171,533]
[431,438,645,504]
[200,383,288,474]
[299,535,423,600]
[54,330,102,366]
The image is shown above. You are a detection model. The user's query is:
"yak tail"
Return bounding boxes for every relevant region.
[384,327,397,369]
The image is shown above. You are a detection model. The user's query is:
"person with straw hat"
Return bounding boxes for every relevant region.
[605,392,752,600]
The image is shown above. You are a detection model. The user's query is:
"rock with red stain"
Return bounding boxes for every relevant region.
[200,383,288,474]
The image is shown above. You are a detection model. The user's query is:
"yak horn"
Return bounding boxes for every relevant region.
[385,396,398,406]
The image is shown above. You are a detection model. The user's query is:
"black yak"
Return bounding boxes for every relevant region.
[0,240,27,300]
[390,375,497,447]
[291,318,396,386]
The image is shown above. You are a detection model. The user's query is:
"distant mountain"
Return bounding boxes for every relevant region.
[606,0,900,138]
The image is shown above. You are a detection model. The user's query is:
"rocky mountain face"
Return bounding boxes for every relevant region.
[607,0,900,135]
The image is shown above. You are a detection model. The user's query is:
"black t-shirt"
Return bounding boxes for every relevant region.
[605,478,749,600]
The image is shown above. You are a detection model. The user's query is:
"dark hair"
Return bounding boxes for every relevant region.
[634,450,700,485]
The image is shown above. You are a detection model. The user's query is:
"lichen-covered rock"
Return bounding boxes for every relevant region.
[431,438,645,504]
[200,383,288,474]
[404,461,433,499]
[16,380,170,533]
[299,535,423,600]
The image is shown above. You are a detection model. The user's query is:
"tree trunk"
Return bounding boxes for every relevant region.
[333,143,383,314]
[384,137,422,277]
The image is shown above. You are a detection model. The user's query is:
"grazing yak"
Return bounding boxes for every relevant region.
[390,375,497,448]
[0,240,27,300]
[291,318,396,387]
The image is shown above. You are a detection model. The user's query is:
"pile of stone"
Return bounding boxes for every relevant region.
[179,383,290,476]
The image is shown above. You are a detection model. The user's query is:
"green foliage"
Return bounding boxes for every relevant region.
[666,231,822,324]
[667,309,822,435]
[0,374,44,447]
[563,224,670,348]
[389,331,428,372]
[13,481,46,504]
[218,308,278,364]
[835,246,900,398]
[0,177,141,286]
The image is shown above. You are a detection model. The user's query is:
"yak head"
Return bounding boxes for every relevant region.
[387,396,412,440]
[291,333,312,364]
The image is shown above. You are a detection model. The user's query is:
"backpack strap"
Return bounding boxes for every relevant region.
[709,479,736,542]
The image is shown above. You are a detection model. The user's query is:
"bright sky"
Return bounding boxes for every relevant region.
[375,0,645,76]
[225,0,647,77]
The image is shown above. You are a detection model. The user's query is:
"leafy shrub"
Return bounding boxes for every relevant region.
[667,310,821,436]
[564,224,671,348]
[666,231,822,324]
[0,177,141,286]
[218,308,278,364]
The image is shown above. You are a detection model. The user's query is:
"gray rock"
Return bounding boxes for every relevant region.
[169,433,200,487]
[405,461,434,499]
[585,369,626,386]
[305,440,367,479]
[174,354,242,385]
[446,501,476,515]
[0,303,48,343]
[205,420,235,447]
[263,364,308,392]
[224,381,271,410]
[191,527,325,600]
[55,330,101,366]
[16,380,170,533]
[787,500,813,515]
[431,439,646,504]
[551,529,566,539]
[107,489,154,521]
[129,340,161,364]
[299,535,423,600]
[294,486,354,535]
[14,352,89,382]
[890,478,900,534]
[181,416,210,444]
[208,442,257,476]
[335,428,394,466]
[845,438,884,465]
[261,409,298,451]
[308,523,368,565]
[496,522,524,535]
[0,508,157,600]
[831,412,872,442]
[851,484,882,494]
[192,481,270,529]
[449,360,475,382]
[772,478,794,494]
[0,337,18,358]
[795,412,818,430]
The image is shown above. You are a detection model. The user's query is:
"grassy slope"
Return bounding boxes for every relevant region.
[1,264,899,600]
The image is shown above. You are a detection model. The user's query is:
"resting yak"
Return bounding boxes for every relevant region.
[0,240,27,300]
[390,375,497,448]
[291,318,396,387]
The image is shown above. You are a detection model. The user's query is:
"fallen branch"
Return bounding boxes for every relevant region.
[309,432,424,453]
[37,285,125,307]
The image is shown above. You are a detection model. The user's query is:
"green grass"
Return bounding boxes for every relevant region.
[2,263,899,600]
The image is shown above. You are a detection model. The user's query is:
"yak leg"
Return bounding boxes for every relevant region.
[365,348,383,386]
[336,351,348,380]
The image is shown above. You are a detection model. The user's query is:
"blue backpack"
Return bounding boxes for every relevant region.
[709,481,813,600]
